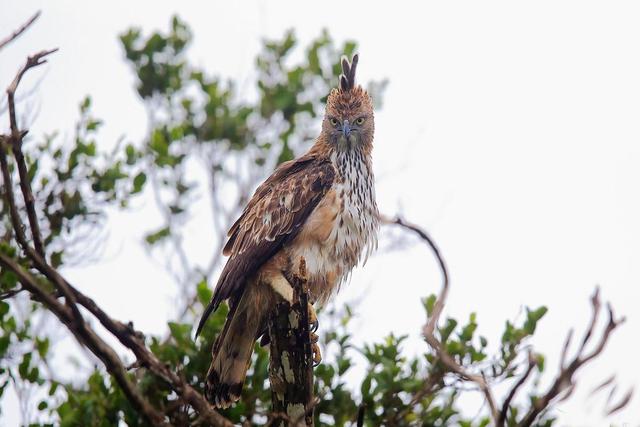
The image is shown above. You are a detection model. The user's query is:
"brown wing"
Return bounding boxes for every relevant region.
[196,154,335,336]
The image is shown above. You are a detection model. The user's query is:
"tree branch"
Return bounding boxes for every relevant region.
[1,131,84,324]
[0,11,41,51]
[268,259,314,426]
[498,351,537,425]
[518,288,625,426]
[1,45,234,426]
[386,215,626,426]
[0,253,167,425]
[5,48,57,258]
[385,214,500,424]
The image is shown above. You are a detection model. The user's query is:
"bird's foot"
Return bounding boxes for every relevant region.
[307,303,321,365]
[308,303,319,333]
[310,331,322,366]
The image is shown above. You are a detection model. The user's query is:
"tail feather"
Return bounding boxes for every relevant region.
[205,302,262,408]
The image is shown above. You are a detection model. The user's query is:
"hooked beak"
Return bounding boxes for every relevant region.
[341,119,351,138]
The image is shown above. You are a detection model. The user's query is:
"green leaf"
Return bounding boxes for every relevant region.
[144,227,171,245]
[196,280,212,305]
[51,251,63,268]
[439,318,458,343]
[0,302,9,317]
[535,354,545,372]
[86,119,103,132]
[423,294,437,316]
[524,306,548,335]
[0,335,10,356]
[18,352,33,379]
[36,337,50,358]
[0,270,18,289]
[80,96,91,112]
[132,172,147,193]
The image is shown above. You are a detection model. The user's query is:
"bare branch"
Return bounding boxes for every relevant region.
[0,287,25,300]
[607,388,633,416]
[4,48,57,259]
[384,214,499,424]
[0,49,234,426]
[589,374,616,397]
[0,11,41,51]
[576,287,601,356]
[7,49,58,141]
[559,328,573,370]
[498,351,537,425]
[0,253,167,425]
[1,134,83,323]
[518,291,626,426]
[1,147,233,426]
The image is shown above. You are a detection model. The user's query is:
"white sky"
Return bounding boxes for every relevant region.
[1,1,640,426]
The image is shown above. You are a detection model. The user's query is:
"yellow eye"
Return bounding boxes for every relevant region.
[355,117,365,125]
[329,118,339,126]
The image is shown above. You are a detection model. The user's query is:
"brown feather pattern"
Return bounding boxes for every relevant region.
[196,154,335,337]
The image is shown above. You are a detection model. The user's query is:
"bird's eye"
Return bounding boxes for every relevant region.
[355,117,365,125]
[329,118,339,126]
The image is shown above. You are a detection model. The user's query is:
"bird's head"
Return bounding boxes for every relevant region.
[322,54,374,152]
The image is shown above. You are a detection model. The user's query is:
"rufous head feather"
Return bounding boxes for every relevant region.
[322,54,374,152]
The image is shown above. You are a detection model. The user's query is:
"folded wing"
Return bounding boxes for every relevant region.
[196,154,335,336]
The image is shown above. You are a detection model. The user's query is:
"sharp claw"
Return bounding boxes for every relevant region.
[307,303,319,332]
[311,342,322,366]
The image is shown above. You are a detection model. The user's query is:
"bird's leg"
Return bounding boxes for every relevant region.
[307,303,322,366]
[269,274,294,303]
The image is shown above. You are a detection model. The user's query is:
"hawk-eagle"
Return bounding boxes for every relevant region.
[196,54,378,408]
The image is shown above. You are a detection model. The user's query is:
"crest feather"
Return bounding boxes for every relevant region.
[339,53,359,91]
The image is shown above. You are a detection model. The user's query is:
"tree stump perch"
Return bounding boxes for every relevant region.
[268,260,314,426]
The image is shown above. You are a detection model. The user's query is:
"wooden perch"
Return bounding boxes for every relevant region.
[268,260,314,427]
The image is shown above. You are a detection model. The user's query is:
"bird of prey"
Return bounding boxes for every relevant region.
[196,54,379,408]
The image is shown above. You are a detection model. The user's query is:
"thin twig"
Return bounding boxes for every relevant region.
[7,49,58,141]
[5,48,57,258]
[356,403,365,427]
[0,11,41,51]
[1,133,83,323]
[559,328,573,370]
[498,351,537,425]
[606,388,633,416]
[576,287,600,356]
[0,288,25,300]
[518,291,625,426]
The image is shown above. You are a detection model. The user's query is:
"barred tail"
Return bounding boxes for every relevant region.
[205,300,262,408]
